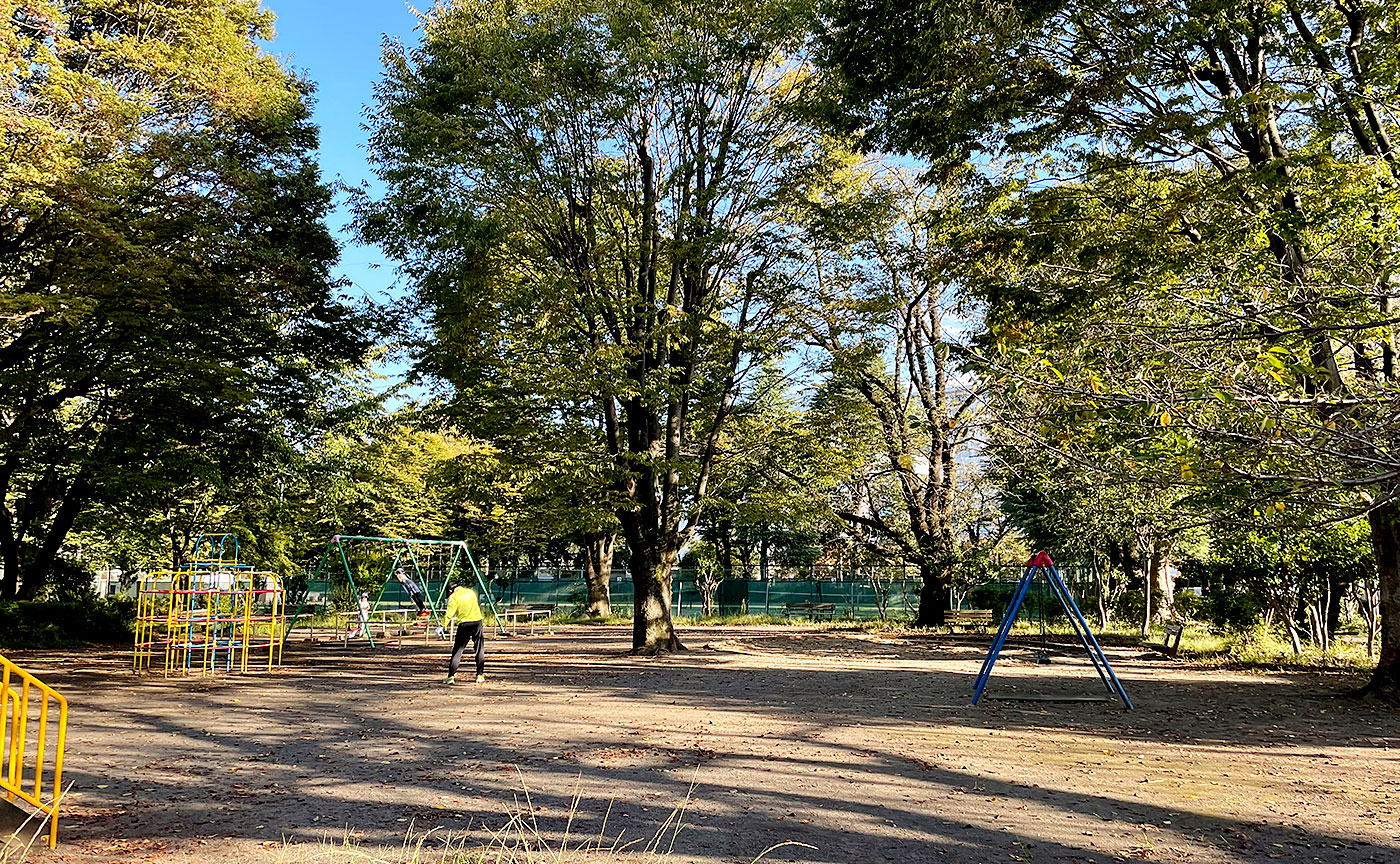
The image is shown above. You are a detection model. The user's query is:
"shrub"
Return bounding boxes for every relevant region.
[1200,589,1264,633]
[47,555,98,603]
[1172,591,1203,620]
[1113,588,1145,623]
[965,585,1015,619]
[0,597,135,649]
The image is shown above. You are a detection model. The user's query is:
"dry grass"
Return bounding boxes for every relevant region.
[272,772,814,864]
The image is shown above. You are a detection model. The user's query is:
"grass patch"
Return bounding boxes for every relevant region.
[538,611,631,626]
[1183,627,1376,672]
[1003,619,1376,672]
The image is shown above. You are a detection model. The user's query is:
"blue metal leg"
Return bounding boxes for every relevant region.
[1049,565,1133,709]
[971,564,1040,704]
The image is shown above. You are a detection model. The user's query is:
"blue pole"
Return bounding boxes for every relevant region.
[971,563,1040,704]
[1047,564,1133,709]
[1044,566,1116,693]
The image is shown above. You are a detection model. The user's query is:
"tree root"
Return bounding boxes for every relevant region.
[632,635,686,656]
[1348,679,1400,707]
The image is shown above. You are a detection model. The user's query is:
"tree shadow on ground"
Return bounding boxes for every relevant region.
[15,626,1398,863]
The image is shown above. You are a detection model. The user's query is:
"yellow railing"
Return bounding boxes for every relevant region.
[0,653,67,848]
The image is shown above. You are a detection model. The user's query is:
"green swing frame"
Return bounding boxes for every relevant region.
[289,535,506,647]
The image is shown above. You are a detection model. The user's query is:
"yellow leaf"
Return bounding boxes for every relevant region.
[1160,411,1173,426]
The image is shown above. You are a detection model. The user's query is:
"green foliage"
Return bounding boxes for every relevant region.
[820,0,1400,687]
[47,555,97,604]
[360,0,842,649]
[0,598,134,649]
[1198,590,1266,633]
[1178,523,1373,635]
[1,0,371,598]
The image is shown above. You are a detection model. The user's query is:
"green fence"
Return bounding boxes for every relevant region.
[296,564,1099,622]
[492,574,922,619]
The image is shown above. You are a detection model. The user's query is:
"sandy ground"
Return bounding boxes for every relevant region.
[5,625,1399,864]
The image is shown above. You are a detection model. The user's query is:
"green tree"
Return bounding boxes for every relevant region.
[800,169,985,625]
[821,0,1400,700]
[696,363,836,583]
[360,0,829,652]
[1,0,368,598]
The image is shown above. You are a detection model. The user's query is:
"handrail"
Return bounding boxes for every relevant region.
[0,653,67,848]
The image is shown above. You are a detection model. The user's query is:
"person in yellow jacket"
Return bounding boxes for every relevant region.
[441,579,486,684]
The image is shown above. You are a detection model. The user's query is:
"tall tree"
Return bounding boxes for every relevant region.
[361,0,826,651]
[800,169,982,624]
[0,0,368,597]
[821,0,1400,700]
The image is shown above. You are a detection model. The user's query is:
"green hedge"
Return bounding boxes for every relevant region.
[0,598,135,649]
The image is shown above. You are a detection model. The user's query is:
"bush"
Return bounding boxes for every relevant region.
[965,585,1015,619]
[1113,588,1145,623]
[1172,591,1203,619]
[0,597,135,649]
[965,583,1064,622]
[47,555,98,603]
[1200,589,1264,633]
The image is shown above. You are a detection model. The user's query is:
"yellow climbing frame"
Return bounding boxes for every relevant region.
[0,652,67,848]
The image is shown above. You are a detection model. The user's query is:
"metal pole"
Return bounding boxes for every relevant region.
[971,563,1039,705]
[286,542,333,634]
[461,544,507,635]
[338,538,374,648]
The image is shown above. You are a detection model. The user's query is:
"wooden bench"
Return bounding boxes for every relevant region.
[784,602,837,620]
[948,609,996,632]
[1141,623,1184,658]
[502,603,555,634]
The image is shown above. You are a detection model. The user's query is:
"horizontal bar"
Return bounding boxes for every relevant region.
[332,536,467,545]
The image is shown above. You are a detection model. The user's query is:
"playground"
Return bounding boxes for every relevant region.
[14,625,1398,864]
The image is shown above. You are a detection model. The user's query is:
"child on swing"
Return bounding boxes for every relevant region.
[393,567,430,618]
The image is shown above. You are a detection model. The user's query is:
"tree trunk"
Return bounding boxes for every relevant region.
[1092,556,1110,629]
[717,519,734,579]
[630,543,683,654]
[1361,504,1400,702]
[913,557,950,626]
[582,532,614,617]
[1325,571,1344,648]
[0,512,19,600]
[15,474,91,600]
[1141,564,1152,637]
[1149,545,1173,622]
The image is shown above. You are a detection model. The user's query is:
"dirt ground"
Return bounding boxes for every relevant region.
[8,625,1399,864]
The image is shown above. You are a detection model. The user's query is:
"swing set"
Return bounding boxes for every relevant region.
[289,535,505,647]
[971,551,1133,709]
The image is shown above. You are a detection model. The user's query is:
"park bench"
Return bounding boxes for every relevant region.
[783,602,837,620]
[947,609,996,633]
[1141,622,1185,658]
[502,603,556,634]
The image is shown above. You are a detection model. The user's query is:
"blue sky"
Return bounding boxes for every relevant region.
[265,0,423,320]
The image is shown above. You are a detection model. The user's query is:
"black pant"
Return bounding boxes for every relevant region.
[449,621,485,677]
[407,589,425,614]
